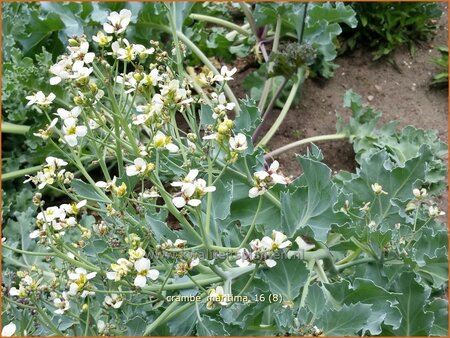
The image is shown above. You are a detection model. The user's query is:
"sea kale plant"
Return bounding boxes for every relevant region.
[2,5,448,337]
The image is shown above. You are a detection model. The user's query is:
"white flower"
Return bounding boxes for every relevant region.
[97,320,106,334]
[37,206,65,223]
[261,230,292,251]
[67,268,97,296]
[236,248,253,267]
[202,133,218,141]
[103,294,123,309]
[132,44,155,59]
[95,176,117,190]
[172,184,201,208]
[106,258,133,281]
[194,179,216,195]
[153,131,179,152]
[139,189,160,199]
[54,292,70,314]
[103,9,132,34]
[33,118,58,140]
[116,39,137,62]
[49,58,72,85]
[126,158,147,176]
[133,258,159,287]
[249,239,262,251]
[371,183,387,195]
[128,247,146,261]
[413,188,427,200]
[213,66,237,82]
[26,91,56,107]
[60,200,86,215]
[2,323,16,337]
[141,68,161,87]
[249,161,286,198]
[429,206,445,218]
[70,42,95,70]
[45,156,68,168]
[295,236,315,251]
[56,106,81,120]
[62,117,87,147]
[160,79,192,105]
[207,286,229,308]
[266,161,286,184]
[71,66,93,81]
[264,258,277,268]
[92,31,113,47]
[248,186,266,198]
[211,92,235,118]
[229,133,248,152]
[171,169,199,189]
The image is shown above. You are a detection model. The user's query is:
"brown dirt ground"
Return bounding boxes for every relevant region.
[231,5,448,212]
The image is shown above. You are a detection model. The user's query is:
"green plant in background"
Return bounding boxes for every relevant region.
[431,46,448,87]
[340,2,442,60]
[1,3,448,336]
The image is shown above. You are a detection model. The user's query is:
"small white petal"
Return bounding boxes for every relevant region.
[172,196,186,208]
[134,275,147,288]
[2,323,16,337]
[187,199,202,207]
[147,269,159,280]
[265,259,277,268]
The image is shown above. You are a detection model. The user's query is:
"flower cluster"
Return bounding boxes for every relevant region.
[9,274,42,299]
[49,35,95,86]
[248,161,287,198]
[236,230,292,268]
[171,169,216,208]
[67,267,97,298]
[24,156,71,189]
[29,200,87,241]
[106,235,159,288]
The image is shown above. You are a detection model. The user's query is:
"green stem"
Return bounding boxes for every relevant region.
[32,296,64,336]
[2,165,42,181]
[1,121,30,134]
[84,298,91,336]
[258,68,305,147]
[144,294,207,335]
[336,257,376,271]
[336,248,362,265]
[143,300,181,334]
[237,264,259,296]
[299,260,316,309]
[264,133,348,159]
[314,262,329,283]
[252,76,289,142]
[258,15,282,112]
[2,244,56,257]
[189,13,250,36]
[238,196,263,248]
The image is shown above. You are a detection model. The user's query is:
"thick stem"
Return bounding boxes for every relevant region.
[190,13,250,36]
[252,77,289,143]
[1,122,30,134]
[2,165,42,181]
[258,68,305,147]
[264,133,348,159]
[258,14,283,111]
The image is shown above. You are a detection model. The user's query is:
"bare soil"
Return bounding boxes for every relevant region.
[231,5,448,211]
